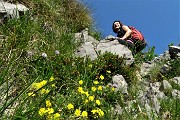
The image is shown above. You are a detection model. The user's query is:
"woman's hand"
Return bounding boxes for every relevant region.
[119,37,125,40]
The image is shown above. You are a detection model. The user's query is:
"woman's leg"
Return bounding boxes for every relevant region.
[117,39,134,49]
[134,40,147,53]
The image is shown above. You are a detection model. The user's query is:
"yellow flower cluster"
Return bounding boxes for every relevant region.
[74,76,109,118]
[38,100,60,119]
[46,100,52,108]
[66,104,88,118]
[28,76,56,97]
[91,85,103,92]
[91,108,104,117]
[32,76,55,90]
[39,108,46,116]
[74,109,88,117]
[32,80,47,90]
[77,87,89,97]
[38,107,54,116]
[39,107,60,119]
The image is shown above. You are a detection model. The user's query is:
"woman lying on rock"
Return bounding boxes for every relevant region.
[112,20,147,54]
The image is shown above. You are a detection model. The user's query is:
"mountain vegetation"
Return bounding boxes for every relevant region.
[0,0,179,120]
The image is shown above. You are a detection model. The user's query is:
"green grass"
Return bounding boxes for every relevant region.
[160,98,180,119]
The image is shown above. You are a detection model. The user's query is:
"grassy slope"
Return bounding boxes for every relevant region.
[0,0,179,120]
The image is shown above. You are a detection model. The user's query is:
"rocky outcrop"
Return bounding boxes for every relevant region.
[96,39,134,65]
[75,29,180,67]
[75,29,134,65]
[169,46,180,59]
[0,1,29,23]
[74,28,180,118]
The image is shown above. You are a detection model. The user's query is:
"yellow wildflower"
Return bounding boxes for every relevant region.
[36,83,42,89]
[50,76,54,81]
[84,99,89,103]
[47,108,54,114]
[67,103,74,110]
[91,109,97,114]
[93,81,99,85]
[106,70,111,73]
[88,96,94,101]
[51,84,56,87]
[38,108,46,116]
[32,80,47,90]
[53,113,60,118]
[96,100,101,105]
[97,86,103,91]
[100,75,104,80]
[28,92,35,97]
[78,80,83,85]
[41,88,50,94]
[84,91,89,97]
[78,87,84,94]
[40,80,47,86]
[97,108,104,117]
[41,88,46,94]
[74,109,81,117]
[81,111,88,117]
[91,86,97,92]
[112,87,115,91]
[88,64,92,68]
[46,100,52,108]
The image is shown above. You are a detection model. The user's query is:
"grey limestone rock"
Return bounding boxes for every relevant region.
[0,2,29,22]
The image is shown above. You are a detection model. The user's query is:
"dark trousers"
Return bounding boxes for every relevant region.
[118,39,147,54]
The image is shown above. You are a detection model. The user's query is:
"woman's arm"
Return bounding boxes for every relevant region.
[120,25,132,40]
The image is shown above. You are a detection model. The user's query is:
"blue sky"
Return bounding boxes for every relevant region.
[81,0,179,55]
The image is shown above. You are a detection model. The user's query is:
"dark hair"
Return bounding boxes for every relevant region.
[112,20,123,33]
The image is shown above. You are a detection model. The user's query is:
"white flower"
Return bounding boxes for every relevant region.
[55,50,60,55]
[42,53,47,58]
[27,51,33,56]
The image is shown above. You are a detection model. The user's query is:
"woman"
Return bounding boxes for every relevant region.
[112,20,147,54]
